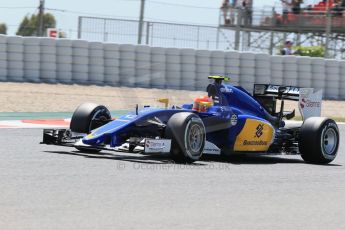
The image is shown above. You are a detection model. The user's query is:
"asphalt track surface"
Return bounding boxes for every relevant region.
[1,127,345,230]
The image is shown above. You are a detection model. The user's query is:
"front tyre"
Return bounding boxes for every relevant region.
[165,112,206,163]
[70,102,111,153]
[299,117,339,164]
[70,102,111,133]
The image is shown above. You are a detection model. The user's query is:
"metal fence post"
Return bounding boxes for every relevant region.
[145,22,150,45]
[197,26,200,49]
[216,27,220,50]
[77,16,82,39]
[234,9,241,51]
[150,23,154,46]
[103,19,107,42]
[325,8,332,58]
[137,0,146,44]
[269,7,276,55]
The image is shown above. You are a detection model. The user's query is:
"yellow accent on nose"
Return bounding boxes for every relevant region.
[158,98,169,108]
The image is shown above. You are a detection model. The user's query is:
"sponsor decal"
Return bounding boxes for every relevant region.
[255,124,264,138]
[220,87,233,93]
[234,119,274,152]
[191,117,203,123]
[298,88,322,120]
[144,139,171,153]
[267,85,300,94]
[146,140,165,150]
[203,141,221,155]
[243,140,268,146]
[204,148,219,153]
[327,122,338,129]
[230,114,238,126]
[299,98,321,109]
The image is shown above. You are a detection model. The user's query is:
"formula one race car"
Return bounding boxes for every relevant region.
[42,76,340,164]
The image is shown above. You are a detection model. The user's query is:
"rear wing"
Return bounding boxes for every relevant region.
[253,84,323,120]
[253,84,300,101]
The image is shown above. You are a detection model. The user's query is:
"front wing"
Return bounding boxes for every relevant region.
[41,129,221,155]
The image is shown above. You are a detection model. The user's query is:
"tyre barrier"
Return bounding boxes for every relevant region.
[151,47,166,89]
[311,58,326,90]
[56,39,73,84]
[196,50,211,91]
[283,56,298,86]
[0,35,7,81]
[120,44,136,87]
[1,35,345,99]
[89,42,105,85]
[165,48,181,89]
[211,51,226,76]
[325,60,340,99]
[40,38,57,83]
[23,37,40,82]
[340,62,345,99]
[135,45,152,88]
[239,52,256,93]
[270,55,284,85]
[226,51,240,86]
[255,53,271,84]
[181,49,196,90]
[72,40,89,84]
[297,56,312,88]
[103,43,120,86]
[7,36,24,82]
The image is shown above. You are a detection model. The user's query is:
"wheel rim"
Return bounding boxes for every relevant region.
[187,124,204,153]
[89,108,110,132]
[322,128,337,155]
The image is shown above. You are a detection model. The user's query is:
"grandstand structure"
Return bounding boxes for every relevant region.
[77,0,345,59]
[220,0,345,58]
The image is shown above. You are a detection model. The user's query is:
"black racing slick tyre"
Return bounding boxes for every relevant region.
[70,103,111,153]
[70,102,111,133]
[164,112,206,163]
[299,117,339,164]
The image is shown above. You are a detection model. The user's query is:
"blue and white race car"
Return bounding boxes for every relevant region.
[42,76,340,164]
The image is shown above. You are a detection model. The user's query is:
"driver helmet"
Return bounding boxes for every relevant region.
[193,96,213,112]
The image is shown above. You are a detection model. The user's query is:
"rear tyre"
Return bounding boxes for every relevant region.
[165,112,206,163]
[70,102,111,153]
[299,117,339,164]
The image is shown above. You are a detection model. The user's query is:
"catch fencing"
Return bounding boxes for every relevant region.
[77,17,236,50]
